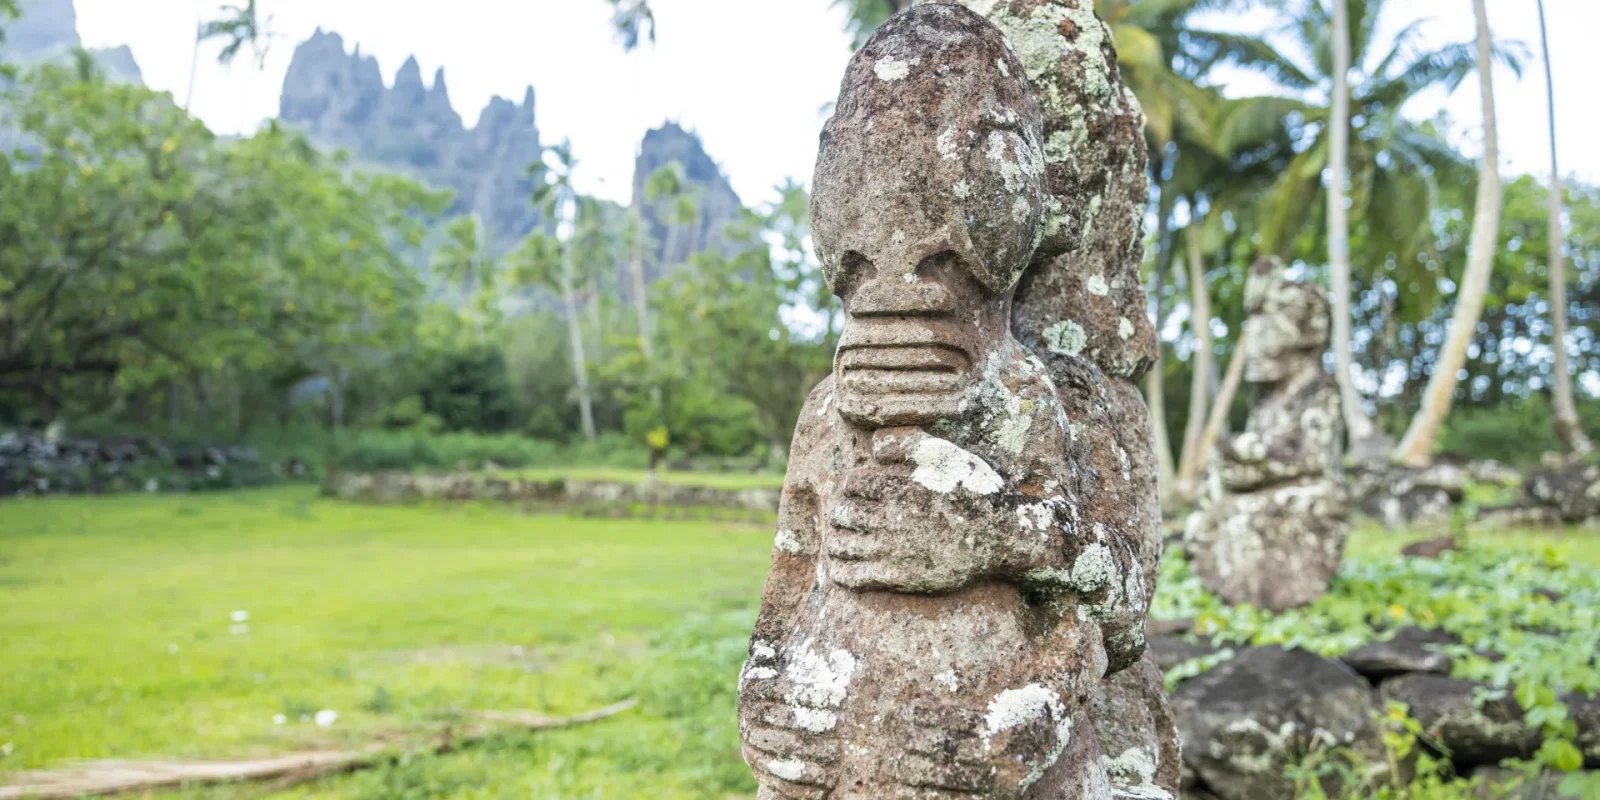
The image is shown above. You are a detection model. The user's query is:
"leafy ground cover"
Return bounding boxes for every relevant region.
[1,490,1595,798]
[1156,520,1600,796]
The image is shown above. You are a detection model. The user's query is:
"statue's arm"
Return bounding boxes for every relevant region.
[746,377,832,649]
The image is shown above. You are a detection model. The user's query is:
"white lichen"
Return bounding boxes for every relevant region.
[952,179,972,199]
[1016,502,1054,533]
[774,529,801,554]
[765,758,806,782]
[1118,317,1135,340]
[1087,274,1110,296]
[934,669,960,692]
[982,684,1074,790]
[937,127,961,161]
[783,643,857,709]
[791,706,839,733]
[983,683,1064,739]
[1043,319,1088,357]
[873,56,912,81]
[910,437,1003,495]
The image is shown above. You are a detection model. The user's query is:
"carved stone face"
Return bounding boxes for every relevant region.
[810,4,1045,429]
[1242,258,1332,384]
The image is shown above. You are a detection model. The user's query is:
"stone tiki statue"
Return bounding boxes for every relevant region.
[1184,258,1348,611]
[737,7,1151,799]
[968,1,1181,796]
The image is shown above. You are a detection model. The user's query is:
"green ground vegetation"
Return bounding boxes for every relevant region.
[1,490,1597,798]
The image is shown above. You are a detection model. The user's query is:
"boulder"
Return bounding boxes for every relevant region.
[1379,675,1539,767]
[1149,636,1223,674]
[1090,654,1183,799]
[1401,537,1460,558]
[1571,692,1600,768]
[1523,455,1600,523]
[1339,627,1455,680]
[1172,647,1380,800]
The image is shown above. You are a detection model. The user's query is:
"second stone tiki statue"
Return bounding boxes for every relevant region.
[737,6,1149,798]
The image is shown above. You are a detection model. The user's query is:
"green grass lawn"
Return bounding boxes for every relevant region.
[0,488,775,798]
[1,489,1594,799]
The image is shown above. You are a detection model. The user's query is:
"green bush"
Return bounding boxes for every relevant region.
[418,344,522,434]
[1438,395,1600,467]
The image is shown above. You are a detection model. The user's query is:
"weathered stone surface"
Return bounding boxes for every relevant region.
[1401,536,1461,558]
[325,470,780,512]
[1570,692,1600,768]
[1523,454,1600,523]
[1339,627,1455,680]
[1349,460,1465,530]
[739,7,1152,796]
[952,2,1178,793]
[0,427,283,497]
[1090,655,1183,799]
[1379,675,1540,767]
[1184,259,1348,611]
[1148,636,1222,674]
[1172,647,1381,800]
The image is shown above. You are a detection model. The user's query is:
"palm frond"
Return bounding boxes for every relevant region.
[1187,29,1317,90]
[1211,95,1309,154]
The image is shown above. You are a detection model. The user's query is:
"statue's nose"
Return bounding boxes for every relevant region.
[850,274,955,317]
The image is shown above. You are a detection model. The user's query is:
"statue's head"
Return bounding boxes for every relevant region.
[1242,257,1332,383]
[811,4,1046,429]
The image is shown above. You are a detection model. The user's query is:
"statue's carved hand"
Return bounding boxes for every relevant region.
[738,641,844,797]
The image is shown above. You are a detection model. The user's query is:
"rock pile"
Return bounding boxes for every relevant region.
[0,428,291,497]
[1151,630,1600,798]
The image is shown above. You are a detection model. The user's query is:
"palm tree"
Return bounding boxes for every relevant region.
[431,214,498,331]
[187,0,273,111]
[529,141,597,443]
[605,0,664,402]
[1209,0,1516,459]
[1535,0,1592,456]
[1324,0,1380,458]
[1393,0,1504,466]
[432,215,493,295]
[643,162,701,278]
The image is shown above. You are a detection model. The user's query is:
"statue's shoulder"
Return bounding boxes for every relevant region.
[785,374,841,474]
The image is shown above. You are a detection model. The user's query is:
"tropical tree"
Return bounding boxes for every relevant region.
[607,0,661,388]
[528,141,597,442]
[1208,0,1516,457]
[1394,0,1504,465]
[186,0,273,110]
[1324,0,1379,457]
[644,161,702,276]
[1535,0,1592,455]
[834,0,910,50]
[432,214,500,330]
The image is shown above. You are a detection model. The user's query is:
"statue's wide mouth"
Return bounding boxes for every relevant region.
[836,345,968,395]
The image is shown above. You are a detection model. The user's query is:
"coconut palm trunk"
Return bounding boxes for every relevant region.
[1537,0,1592,455]
[1176,227,1213,498]
[1327,0,1382,458]
[628,204,655,360]
[561,216,597,442]
[1395,0,1503,466]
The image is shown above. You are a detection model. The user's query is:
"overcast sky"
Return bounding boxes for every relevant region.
[73,0,1600,209]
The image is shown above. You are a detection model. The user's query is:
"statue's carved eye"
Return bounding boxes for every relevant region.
[834,251,876,297]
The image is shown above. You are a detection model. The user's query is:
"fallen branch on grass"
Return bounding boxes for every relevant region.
[0,699,638,800]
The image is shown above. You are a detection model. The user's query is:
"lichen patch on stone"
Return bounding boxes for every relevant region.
[873,56,913,81]
[910,436,1004,495]
[1043,319,1088,357]
[765,758,806,781]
